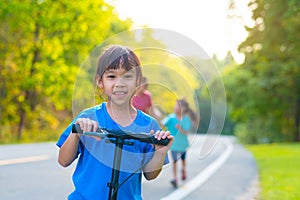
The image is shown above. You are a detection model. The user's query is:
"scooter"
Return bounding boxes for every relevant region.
[72,124,169,200]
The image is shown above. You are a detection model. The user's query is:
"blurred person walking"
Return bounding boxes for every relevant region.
[162,99,198,188]
[132,77,163,120]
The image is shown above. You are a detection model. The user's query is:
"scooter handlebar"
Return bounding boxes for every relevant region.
[72,124,169,146]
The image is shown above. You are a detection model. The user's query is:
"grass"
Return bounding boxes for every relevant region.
[246,143,300,200]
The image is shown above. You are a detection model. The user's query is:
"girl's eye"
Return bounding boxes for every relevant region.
[124,74,133,79]
[107,75,115,79]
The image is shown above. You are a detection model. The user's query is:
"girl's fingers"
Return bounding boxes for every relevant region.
[76,118,99,132]
[93,121,98,132]
[82,118,89,132]
[149,130,155,135]
[74,118,101,141]
[154,130,170,140]
[154,130,161,140]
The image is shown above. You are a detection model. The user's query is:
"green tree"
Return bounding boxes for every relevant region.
[225,0,300,143]
[0,0,131,142]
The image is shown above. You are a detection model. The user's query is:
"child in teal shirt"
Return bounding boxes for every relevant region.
[162,99,198,188]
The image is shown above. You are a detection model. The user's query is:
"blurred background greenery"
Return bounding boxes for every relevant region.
[0,0,299,144]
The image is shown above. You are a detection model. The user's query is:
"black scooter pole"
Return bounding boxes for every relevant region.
[107,137,124,200]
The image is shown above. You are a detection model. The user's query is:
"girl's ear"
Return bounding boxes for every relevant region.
[96,75,103,89]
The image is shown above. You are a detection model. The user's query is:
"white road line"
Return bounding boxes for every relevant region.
[161,140,234,200]
[0,155,50,166]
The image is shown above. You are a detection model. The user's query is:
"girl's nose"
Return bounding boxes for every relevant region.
[115,77,125,87]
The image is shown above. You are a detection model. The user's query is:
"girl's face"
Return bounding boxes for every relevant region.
[97,67,138,107]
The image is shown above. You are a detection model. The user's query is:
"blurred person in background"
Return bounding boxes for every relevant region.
[132,77,163,120]
[162,99,198,188]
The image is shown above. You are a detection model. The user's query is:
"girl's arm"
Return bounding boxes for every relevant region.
[176,124,189,134]
[58,118,99,167]
[143,130,173,180]
[58,133,80,167]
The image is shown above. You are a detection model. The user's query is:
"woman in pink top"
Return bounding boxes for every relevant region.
[132,77,153,114]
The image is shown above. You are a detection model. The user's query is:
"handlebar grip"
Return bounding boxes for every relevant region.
[72,123,102,134]
[71,124,106,138]
[133,134,169,146]
[72,123,83,133]
[148,136,169,146]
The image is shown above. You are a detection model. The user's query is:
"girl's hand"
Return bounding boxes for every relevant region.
[150,130,174,152]
[75,118,101,141]
[176,124,184,132]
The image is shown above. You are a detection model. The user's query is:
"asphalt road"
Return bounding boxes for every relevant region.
[0,135,258,200]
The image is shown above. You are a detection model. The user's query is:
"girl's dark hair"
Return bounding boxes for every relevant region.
[95,45,142,85]
[177,99,199,128]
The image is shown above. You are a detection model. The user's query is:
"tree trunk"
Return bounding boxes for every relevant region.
[16,22,40,141]
[294,98,300,142]
[17,108,26,141]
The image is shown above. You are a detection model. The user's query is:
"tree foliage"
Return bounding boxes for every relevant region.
[224,0,300,143]
[0,0,131,142]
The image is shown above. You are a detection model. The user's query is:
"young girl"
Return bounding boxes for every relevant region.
[57,45,173,200]
[162,99,198,188]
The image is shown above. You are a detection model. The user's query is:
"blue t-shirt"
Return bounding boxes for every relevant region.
[162,113,191,152]
[57,102,168,200]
